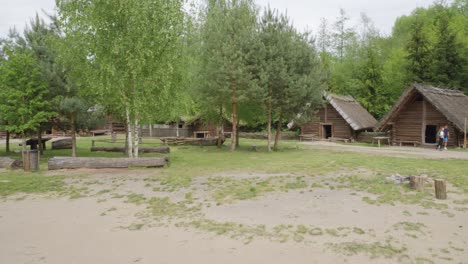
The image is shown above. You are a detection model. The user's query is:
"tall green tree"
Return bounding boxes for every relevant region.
[0,46,52,150]
[405,18,432,84]
[196,0,258,151]
[56,0,186,157]
[431,9,465,88]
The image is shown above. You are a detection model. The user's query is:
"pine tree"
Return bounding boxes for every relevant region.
[405,18,431,84]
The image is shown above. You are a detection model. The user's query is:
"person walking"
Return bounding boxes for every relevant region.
[443,125,449,150]
[437,127,445,151]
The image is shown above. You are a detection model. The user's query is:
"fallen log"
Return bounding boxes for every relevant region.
[90,146,170,154]
[48,157,169,170]
[0,157,23,169]
[52,138,72,149]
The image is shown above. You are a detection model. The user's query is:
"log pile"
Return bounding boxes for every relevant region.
[48,157,169,170]
[90,146,170,154]
[52,138,73,149]
[0,157,22,169]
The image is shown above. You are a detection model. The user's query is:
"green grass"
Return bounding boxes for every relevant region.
[330,241,407,259]
[1,135,467,201]
[0,171,65,196]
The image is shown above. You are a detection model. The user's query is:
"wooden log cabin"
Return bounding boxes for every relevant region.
[376,83,468,147]
[301,94,377,141]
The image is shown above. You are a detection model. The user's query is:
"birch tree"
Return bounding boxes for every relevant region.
[56,0,185,157]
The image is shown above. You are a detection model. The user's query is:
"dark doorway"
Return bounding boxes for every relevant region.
[323,125,332,139]
[425,125,437,144]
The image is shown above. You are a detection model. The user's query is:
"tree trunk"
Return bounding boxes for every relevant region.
[134,117,139,158]
[217,105,223,149]
[125,107,133,158]
[48,157,169,170]
[149,124,153,137]
[176,122,180,137]
[5,129,10,154]
[38,127,43,155]
[231,86,238,151]
[71,113,77,157]
[236,119,240,147]
[273,112,283,151]
[267,95,272,152]
[434,179,447,200]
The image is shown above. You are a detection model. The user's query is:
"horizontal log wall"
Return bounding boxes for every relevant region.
[394,100,423,143]
[301,104,353,140]
[425,102,457,146]
[393,97,459,146]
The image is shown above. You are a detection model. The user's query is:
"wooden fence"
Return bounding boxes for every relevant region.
[140,128,191,138]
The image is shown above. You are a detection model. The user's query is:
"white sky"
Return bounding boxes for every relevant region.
[0,0,438,38]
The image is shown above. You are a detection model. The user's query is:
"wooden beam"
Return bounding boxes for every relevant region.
[421,99,426,144]
[91,146,170,154]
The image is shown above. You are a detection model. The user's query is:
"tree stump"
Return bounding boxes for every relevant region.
[434,179,447,200]
[409,176,425,191]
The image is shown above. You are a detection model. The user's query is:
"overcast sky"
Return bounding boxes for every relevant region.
[0,0,437,38]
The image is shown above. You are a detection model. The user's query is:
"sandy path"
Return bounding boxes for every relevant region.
[0,198,365,264]
[301,141,468,160]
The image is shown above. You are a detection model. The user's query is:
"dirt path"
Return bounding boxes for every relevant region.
[1,170,467,264]
[301,141,468,160]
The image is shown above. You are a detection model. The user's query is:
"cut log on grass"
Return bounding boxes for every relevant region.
[48,157,169,170]
[52,138,73,149]
[434,179,447,200]
[90,146,170,154]
[409,176,426,191]
[0,157,22,169]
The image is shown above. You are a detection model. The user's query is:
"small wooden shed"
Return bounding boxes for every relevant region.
[376,83,468,147]
[301,94,377,140]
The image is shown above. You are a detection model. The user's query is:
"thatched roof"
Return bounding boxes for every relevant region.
[326,94,378,131]
[377,83,468,131]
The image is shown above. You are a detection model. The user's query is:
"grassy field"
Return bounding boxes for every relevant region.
[1,135,468,195]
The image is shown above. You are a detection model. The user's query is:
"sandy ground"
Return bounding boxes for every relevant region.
[301,141,468,160]
[1,169,467,264]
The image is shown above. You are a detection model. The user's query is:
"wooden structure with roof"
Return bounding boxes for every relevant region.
[301,94,377,141]
[376,83,468,147]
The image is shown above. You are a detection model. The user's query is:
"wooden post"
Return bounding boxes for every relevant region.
[434,179,447,200]
[464,117,466,149]
[409,176,425,191]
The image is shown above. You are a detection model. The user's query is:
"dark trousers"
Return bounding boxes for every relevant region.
[437,138,444,149]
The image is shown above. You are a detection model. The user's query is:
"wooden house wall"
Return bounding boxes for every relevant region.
[392,98,459,146]
[192,123,232,137]
[301,104,353,139]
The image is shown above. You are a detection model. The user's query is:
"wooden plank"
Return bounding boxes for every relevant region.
[48,157,169,170]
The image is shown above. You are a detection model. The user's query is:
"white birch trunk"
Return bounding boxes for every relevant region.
[176,122,180,137]
[134,118,139,158]
[125,107,133,158]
